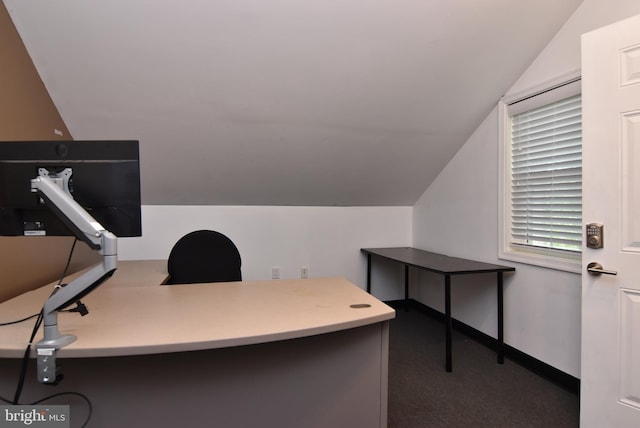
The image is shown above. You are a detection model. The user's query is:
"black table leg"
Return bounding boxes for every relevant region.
[445,274,452,372]
[366,254,372,294]
[497,271,504,364]
[404,264,409,312]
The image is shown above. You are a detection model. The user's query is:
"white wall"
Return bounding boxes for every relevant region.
[413,108,582,376]
[411,0,640,379]
[510,0,640,95]
[118,205,411,301]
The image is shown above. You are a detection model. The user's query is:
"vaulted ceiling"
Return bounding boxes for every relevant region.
[4,0,582,206]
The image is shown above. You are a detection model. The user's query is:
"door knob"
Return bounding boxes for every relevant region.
[586,262,617,276]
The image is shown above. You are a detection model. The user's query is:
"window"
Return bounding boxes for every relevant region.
[498,75,582,273]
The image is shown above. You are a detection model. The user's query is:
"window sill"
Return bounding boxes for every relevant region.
[499,246,581,274]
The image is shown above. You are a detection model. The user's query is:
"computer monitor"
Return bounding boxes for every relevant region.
[0,140,141,240]
[0,140,141,383]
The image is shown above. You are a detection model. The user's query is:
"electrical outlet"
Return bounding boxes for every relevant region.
[272,266,280,279]
[301,267,308,279]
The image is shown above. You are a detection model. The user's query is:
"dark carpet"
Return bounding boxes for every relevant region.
[387,305,580,428]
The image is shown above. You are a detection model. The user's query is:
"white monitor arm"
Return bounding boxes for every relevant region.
[30,170,118,383]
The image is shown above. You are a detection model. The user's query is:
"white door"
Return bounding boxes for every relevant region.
[581,13,640,428]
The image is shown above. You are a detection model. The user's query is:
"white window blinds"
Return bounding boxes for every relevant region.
[508,93,582,253]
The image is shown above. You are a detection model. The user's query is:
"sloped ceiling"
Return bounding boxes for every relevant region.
[4,0,582,206]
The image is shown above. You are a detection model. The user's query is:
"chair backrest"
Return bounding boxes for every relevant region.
[166,230,242,284]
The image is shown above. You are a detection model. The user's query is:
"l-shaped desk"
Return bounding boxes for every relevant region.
[362,247,515,372]
[0,260,395,428]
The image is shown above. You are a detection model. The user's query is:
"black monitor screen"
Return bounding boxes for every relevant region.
[0,140,141,237]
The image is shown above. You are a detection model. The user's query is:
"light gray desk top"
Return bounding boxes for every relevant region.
[0,260,395,358]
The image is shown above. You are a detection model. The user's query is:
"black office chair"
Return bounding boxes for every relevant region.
[166,230,242,285]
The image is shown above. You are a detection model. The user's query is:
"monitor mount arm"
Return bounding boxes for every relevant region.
[31,170,118,384]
